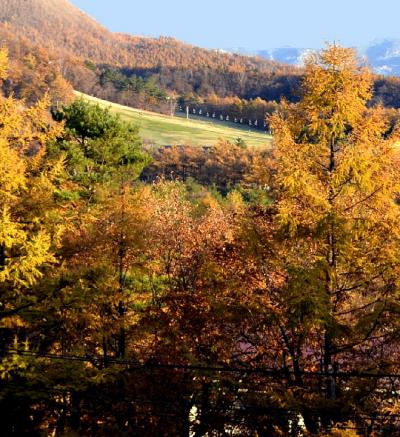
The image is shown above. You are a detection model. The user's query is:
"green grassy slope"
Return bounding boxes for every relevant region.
[74,91,273,148]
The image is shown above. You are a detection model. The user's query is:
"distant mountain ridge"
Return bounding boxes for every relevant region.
[228,47,313,67]
[365,40,400,76]
[229,40,400,76]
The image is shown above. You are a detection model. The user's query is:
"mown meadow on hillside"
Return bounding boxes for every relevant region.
[75,91,273,148]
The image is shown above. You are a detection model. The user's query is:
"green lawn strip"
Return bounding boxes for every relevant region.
[74,91,272,148]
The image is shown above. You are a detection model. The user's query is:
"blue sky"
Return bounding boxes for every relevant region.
[71,0,400,50]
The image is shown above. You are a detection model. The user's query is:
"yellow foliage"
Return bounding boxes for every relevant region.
[0,138,26,202]
[321,422,361,436]
[0,87,65,320]
[268,45,400,389]
[0,48,8,81]
[0,339,29,381]
[271,45,400,232]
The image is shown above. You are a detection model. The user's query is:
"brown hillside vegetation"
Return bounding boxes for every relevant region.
[0,0,302,106]
[0,30,74,105]
[1,0,400,120]
[0,0,113,60]
[0,0,288,72]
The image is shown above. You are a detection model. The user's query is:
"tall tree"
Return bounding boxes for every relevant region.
[253,45,400,432]
[0,88,64,325]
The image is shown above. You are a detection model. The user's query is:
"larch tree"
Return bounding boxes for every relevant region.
[0,61,64,325]
[257,45,400,431]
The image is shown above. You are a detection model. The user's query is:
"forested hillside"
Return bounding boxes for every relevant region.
[2,0,400,127]
[0,0,114,59]
[1,42,400,435]
[0,0,281,70]
[0,0,304,123]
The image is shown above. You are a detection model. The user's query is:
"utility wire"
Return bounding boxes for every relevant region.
[3,348,400,379]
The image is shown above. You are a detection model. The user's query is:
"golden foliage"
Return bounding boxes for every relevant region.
[265,44,400,383]
[0,92,65,319]
[0,47,8,81]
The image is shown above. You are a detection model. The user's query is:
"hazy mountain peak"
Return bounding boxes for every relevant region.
[230,40,400,77]
[364,39,400,75]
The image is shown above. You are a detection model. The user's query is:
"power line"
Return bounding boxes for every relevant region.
[3,349,400,380]
[2,379,400,422]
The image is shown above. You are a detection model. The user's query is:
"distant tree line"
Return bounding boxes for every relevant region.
[3,20,400,127]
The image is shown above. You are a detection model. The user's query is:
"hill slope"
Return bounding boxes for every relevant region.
[3,0,400,112]
[76,92,272,148]
[0,0,301,104]
[0,0,285,71]
[0,0,115,60]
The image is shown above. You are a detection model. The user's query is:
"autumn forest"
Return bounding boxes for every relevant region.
[1,1,400,436]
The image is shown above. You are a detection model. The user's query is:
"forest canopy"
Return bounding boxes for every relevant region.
[1,42,400,435]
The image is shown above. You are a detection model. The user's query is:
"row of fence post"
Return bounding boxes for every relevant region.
[179,105,271,133]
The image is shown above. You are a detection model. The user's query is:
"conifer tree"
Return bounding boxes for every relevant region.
[0,58,64,323]
[264,45,400,430]
[51,99,149,192]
